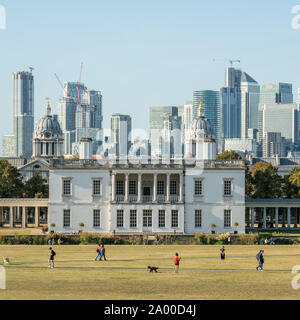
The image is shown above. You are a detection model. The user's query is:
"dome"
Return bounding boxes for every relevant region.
[192,101,215,136]
[192,116,214,135]
[34,100,62,137]
[35,116,62,135]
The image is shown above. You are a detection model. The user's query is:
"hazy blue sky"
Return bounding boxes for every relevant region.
[1,1,300,154]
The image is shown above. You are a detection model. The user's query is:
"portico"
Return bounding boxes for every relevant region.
[0,199,49,229]
[112,171,184,204]
[246,199,300,230]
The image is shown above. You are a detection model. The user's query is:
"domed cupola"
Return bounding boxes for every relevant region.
[32,99,64,159]
[35,99,63,139]
[185,100,217,160]
[191,100,216,142]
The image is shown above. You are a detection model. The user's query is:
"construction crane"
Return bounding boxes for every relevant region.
[213,59,241,67]
[54,73,70,98]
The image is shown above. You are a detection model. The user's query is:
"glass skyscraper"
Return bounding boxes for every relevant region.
[240,73,260,138]
[149,106,181,157]
[193,91,222,151]
[258,83,293,141]
[2,71,34,158]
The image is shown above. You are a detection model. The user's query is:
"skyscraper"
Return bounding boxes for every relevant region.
[193,90,222,151]
[58,84,103,155]
[240,73,260,138]
[111,114,132,157]
[262,103,299,146]
[149,106,180,157]
[263,132,286,158]
[74,90,103,154]
[258,83,293,141]
[221,67,242,142]
[3,71,35,158]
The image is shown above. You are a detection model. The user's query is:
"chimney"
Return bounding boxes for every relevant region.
[79,138,93,160]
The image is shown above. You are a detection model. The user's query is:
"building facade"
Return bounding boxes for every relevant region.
[49,159,245,235]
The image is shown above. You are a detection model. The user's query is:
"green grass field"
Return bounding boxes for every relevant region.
[0,245,300,300]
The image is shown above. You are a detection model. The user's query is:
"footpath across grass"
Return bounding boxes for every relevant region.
[0,245,300,300]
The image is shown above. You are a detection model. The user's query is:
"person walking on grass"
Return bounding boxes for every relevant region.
[48,247,56,269]
[100,245,107,261]
[220,246,226,262]
[174,253,181,273]
[95,244,101,261]
[256,250,265,271]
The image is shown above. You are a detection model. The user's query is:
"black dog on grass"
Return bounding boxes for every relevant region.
[148,266,159,273]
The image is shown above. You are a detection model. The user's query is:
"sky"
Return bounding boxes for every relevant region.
[1,0,300,154]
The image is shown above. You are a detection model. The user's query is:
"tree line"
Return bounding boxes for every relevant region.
[217,151,300,199]
[0,159,49,199]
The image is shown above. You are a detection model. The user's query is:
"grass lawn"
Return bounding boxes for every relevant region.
[0,245,300,300]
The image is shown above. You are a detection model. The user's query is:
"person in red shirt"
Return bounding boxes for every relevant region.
[174,253,181,273]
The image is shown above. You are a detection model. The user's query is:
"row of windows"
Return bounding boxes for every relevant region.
[194,180,233,197]
[63,179,179,197]
[63,179,233,198]
[63,209,232,229]
[117,180,178,196]
[117,210,179,228]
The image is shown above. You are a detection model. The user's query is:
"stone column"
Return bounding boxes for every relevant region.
[111,173,116,202]
[288,207,291,229]
[138,174,142,202]
[263,207,267,229]
[125,174,129,202]
[22,207,27,229]
[153,174,157,202]
[9,207,14,228]
[179,174,184,203]
[275,208,279,229]
[35,207,39,228]
[251,208,255,229]
[166,173,171,202]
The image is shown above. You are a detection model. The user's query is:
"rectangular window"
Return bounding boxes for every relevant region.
[159,210,166,228]
[129,181,137,195]
[93,210,101,228]
[171,210,179,228]
[224,180,232,196]
[143,210,152,228]
[195,210,202,228]
[170,180,178,195]
[117,210,124,228]
[63,179,71,196]
[194,180,203,196]
[224,210,232,228]
[157,181,165,195]
[63,209,71,228]
[130,210,137,228]
[93,180,101,196]
[116,181,125,195]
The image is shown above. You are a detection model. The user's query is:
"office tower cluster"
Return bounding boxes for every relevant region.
[2,65,300,161]
[58,83,103,156]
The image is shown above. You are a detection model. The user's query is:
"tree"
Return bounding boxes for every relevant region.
[287,168,300,198]
[216,150,243,161]
[23,173,49,199]
[250,162,283,199]
[0,159,24,198]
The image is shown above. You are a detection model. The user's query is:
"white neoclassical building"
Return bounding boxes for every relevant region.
[49,105,246,235]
